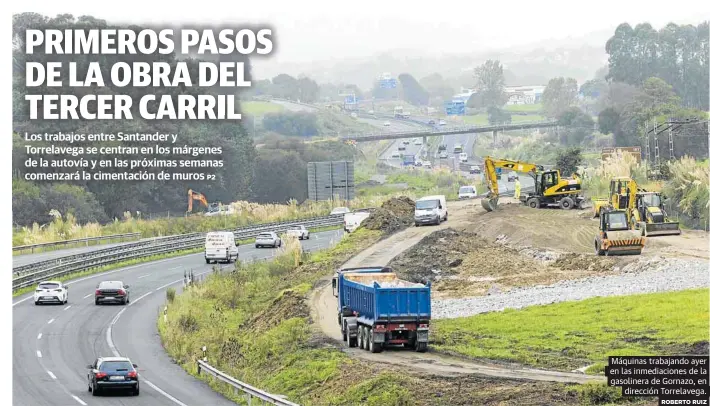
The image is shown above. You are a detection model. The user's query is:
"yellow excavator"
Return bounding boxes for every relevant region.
[481,156,585,212]
[187,189,209,213]
[593,177,680,236]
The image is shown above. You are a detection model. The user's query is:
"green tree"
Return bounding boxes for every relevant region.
[419,73,455,102]
[555,147,583,177]
[397,73,430,106]
[472,60,507,108]
[487,107,512,125]
[542,77,579,118]
[557,107,594,145]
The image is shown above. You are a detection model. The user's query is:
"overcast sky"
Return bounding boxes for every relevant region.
[15,0,709,64]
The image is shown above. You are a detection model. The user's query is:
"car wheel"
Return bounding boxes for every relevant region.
[64,295,68,304]
[205,259,210,264]
[92,382,99,396]
[95,298,100,305]
[34,301,39,306]
[133,384,140,396]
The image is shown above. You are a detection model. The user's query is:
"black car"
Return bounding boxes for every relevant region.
[428,119,436,125]
[95,281,130,305]
[87,357,139,396]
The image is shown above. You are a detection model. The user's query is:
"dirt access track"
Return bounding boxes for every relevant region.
[309,198,607,384]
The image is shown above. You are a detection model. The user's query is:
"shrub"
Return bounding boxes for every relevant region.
[166,288,176,303]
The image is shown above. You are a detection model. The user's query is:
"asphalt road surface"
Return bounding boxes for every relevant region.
[13,229,344,406]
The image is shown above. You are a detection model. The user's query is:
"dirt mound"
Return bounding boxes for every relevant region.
[553,253,617,273]
[361,196,415,234]
[247,289,309,334]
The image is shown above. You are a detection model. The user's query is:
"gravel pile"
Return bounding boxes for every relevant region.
[432,257,709,319]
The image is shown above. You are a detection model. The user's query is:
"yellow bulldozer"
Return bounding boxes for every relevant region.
[481,156,585,212]
[594,208,646,255]
[592,177,680,236]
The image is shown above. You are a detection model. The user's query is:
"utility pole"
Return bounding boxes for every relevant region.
[668,117,675,160]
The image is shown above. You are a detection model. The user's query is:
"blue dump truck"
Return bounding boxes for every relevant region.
[402,154,416,166]
[332,267,431,353]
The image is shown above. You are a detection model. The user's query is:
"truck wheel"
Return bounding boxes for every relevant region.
[560,197,574,210]
[415,342,428,352]
[369,331,382,353]
[364,328,371,351]
[348,333,357,348]
[527,198,540,209]
[357,326,364,349]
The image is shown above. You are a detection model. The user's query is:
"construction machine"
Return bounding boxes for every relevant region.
[187,189,209,213]
[481,156,585,212]
[633,191,681,236]
[592,177,680,236]
[594,208,645,256]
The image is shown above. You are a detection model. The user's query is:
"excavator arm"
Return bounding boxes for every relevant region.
[187,189,209,213]
[481,156,544,211]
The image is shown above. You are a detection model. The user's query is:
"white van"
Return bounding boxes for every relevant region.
[458,185,478,199]
[344,212,370,233]
[204,231,239,264]
[414,195,448,226]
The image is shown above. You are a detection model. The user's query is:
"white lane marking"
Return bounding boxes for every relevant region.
[138,274,151,278]
[37,333,42,340]
[107,306,189,406]
[13,253,201,307]
[47,370,56,379]
[106,308,127,357]
[168,266,182,270]
[144,379,189,406]
[12,296,32,306]
[36,350,42,358]
[47,318,55,324]
[83,293,92,299]
[64,305,71,311]
[129,291,153,306]
[155,278,182,291]
[72,395,87,406]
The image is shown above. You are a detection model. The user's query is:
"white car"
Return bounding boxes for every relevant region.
[391,151,401,158]
[458,185,478,199]
[459,153,468,162]
[344,212,370,233]
[439,119,446,126]
[422,161,432,168]
[286,225,310,240]
[255,232,282,248]
[368,110,375,114]
[383,121,391,126]
[34,281,68,305]
[414,139,423,145]
[330,207,351,215]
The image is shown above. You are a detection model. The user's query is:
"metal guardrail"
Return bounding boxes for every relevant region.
[12,212,370,290]
[13,233,142,253]
[197,360,299,406]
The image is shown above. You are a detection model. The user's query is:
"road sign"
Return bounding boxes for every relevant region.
[379,79,397,89]
[307,161,355,201]
[445,101,466,116]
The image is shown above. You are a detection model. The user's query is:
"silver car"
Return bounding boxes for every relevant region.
[255,232,282,248]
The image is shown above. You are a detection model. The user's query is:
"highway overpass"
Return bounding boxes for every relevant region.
[341,120,560,142]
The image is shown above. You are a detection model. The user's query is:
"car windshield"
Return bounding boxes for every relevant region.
[641,194,661,207]
[98,282,122,289]
[38,283,60,290]
[607,212,628,229]
[288,226,302,231]
[99,361,133,372]
[257,233,272,238]
[416,200,439,210]
[459,187,474,194]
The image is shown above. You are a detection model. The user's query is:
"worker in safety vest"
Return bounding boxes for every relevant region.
[514,177,521,199]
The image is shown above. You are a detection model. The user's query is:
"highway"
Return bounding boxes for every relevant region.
[13,229,344,406]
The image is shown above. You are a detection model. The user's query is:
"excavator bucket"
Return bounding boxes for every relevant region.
[603,230,645,255]
[644,221,681,236]
[481,197,498,212]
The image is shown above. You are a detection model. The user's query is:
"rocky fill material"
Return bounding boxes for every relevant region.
[361,196,415,234]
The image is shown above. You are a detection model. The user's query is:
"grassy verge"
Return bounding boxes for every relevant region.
[431,289,709,373]
[242,101,285,115]
[13,234,142,256]
[503,103,543,113]
[12,247,203,297]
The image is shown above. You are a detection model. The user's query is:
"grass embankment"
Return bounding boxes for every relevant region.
[462,113,547,126]
[13,247,203,297]
[13,197,387,248]
[503,103,543,113]
[386,169,469,200]
[242,101,286,115]
[432,289,709,373]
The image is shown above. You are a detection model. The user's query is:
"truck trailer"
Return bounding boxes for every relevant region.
[332,267,431,353]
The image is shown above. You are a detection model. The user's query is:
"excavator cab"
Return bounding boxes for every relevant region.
[633,191,681,236]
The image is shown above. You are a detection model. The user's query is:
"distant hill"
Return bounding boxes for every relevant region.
[252,27,613,89]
